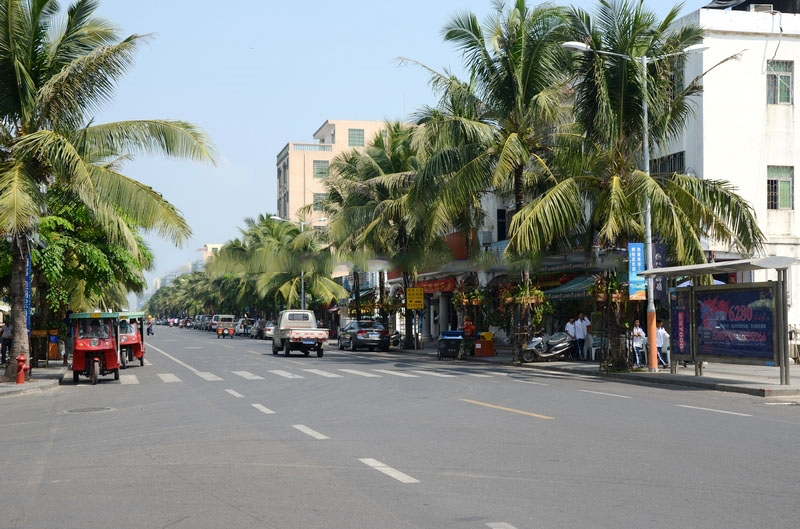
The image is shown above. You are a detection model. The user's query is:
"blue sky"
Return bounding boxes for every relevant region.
[92,0,710,286]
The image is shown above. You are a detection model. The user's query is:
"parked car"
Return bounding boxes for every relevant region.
[338,321,390,352]
[264,320,275,340]
[235,318,254,336]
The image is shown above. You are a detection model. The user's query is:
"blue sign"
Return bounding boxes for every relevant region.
[628,243,646,300]
[696,286,774,360]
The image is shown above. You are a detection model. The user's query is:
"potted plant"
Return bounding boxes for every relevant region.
[466,287,486,305]
[513,282,545,305]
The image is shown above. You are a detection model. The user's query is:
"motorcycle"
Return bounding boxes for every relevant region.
[522,331,573,362]
[390,331,404,347]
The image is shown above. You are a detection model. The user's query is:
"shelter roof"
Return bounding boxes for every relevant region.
[639,256,800,279]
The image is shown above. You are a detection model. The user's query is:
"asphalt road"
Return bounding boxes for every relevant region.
[1,326,798,529]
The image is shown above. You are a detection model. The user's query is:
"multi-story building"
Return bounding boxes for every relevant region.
[275,119,387,222]
[668,1,800,323]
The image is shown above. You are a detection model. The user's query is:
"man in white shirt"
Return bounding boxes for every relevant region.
[656,319,670,367]
[564,317,578,360]
[631,319,645,367]
[574,312,591,360]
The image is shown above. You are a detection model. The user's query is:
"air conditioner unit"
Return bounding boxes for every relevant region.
[749,4,773,12]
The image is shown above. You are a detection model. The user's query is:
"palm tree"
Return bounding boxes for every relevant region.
[0,1,215,377]
[327,122,449,347]
[508,0,764,364]
[510,0,763,263]
[436,0,571,220]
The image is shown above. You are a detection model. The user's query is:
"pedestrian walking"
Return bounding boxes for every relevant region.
[574,312,591,360]
[564,317,578,360]
[631,319,646,367]
[1,320,12,365]
[656,320,670,367]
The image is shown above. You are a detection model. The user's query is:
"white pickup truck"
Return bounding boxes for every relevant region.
[272,310,328,357]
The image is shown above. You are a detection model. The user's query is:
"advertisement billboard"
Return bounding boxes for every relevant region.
[628,243,646,300]
[669,288,691,358]
[695,284,775,361]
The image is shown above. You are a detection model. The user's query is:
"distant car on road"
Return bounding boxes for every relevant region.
[338,321,390,352]
[264,321,275,340]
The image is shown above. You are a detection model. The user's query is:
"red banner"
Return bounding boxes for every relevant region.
[417,277,455,293]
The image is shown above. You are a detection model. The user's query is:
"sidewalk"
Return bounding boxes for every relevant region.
[395,339,800,398]
[0,362,67,398]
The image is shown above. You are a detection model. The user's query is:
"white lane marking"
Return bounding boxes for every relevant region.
[517,380,548,386]
[302,369,343,378]
[248,350,261,355]
[251,404,275,415]
[120,375,139,385]
[487,523,518,529]
[158,373,181,383]
[411,370,455,378]
[269,370,304,379]
[359,458,419,484]
[292,424,329,440]
[373,369,419,378]
[143,359,152,366]
[150,344,221,380]
[440,370,492,378]
[225,389,244,398]
[233,370,264,380]
[339,369,382,378]
[676,405,752,417]
[580,389,632,399]
[185,346,203,350]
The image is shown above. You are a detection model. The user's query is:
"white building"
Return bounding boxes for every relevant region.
[669,1,800,324]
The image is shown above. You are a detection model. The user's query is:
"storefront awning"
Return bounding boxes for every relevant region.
[544,274,595,301]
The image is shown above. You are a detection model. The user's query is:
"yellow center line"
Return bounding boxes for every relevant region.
[460,399,554,420]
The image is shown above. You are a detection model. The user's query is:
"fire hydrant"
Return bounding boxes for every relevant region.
[16,354,29,385]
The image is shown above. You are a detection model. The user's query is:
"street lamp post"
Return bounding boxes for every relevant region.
[270,216,327,310]
[562,41,706,372]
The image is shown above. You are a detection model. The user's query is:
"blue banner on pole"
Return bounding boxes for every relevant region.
[25,253,31,332]
[628,243,646,300]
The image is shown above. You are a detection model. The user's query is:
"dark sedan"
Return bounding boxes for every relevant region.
[337,321,390,351]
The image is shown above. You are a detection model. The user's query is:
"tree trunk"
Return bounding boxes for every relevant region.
[402,272,414,349]
[353,267,361,321]
[378,271,387,328]
[4,236,30,381]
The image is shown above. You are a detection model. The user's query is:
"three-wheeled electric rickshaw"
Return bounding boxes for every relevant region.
[69,312,121,384]
[118,311,146,368]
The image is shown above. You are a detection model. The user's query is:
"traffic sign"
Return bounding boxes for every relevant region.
[406,287,424,309]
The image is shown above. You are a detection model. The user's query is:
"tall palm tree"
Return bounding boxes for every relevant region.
[0,0,215,376]
[327,122,449,346]
[509,0,763,263]
[436,0,571,220]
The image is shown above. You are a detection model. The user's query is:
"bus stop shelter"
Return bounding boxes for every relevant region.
[640,256,799,385]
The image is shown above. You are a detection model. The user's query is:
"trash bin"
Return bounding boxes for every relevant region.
[475,339,495,357]
[438,331,463,360]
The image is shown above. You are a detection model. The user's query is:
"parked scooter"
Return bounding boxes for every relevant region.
[390,331,404,347]
[522,331,572,362]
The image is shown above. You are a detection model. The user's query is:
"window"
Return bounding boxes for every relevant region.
[496,209,507,241]
[767,60,793,105]
[348,128,365,147]
[650,151,685,177]
[768,166,793,210]
[313,193,327,211]
[313,160,329,179]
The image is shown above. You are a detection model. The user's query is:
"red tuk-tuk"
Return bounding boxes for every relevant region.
[70,312,121,384]
[118,311,146,368]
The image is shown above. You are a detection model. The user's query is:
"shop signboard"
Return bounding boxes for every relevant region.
[406,287,424,310]
[695,284,775,361]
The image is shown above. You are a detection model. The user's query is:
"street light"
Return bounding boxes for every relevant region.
[270,215,328,310]
[562,41,706,372]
